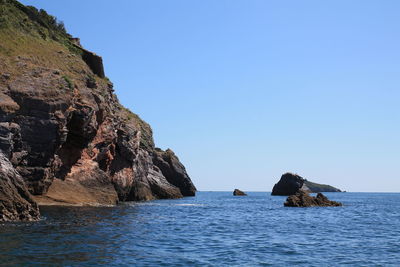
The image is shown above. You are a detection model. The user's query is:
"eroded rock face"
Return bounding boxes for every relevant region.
[233,189,247,196]
[284,190,342,207]
[153,148,196,197]
[0,67,195,204]
[0,152,40,222]
[0,0,196,214]
[81,49,105,78]
[271,173,308,196]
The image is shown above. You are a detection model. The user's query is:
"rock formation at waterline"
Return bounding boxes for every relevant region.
[233,189,247,196]
[284,190,342,207]
[0,152,40,221]
[0,0,196,220]
[271,173,341,196]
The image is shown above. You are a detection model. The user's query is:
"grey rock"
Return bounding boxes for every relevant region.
[0,152,40,222]
[153,148,196,196]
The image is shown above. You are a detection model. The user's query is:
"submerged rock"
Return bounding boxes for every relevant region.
[271,173,341,196]
[233,189,247,196]
[0,152,40,222]
[284,190,342,207]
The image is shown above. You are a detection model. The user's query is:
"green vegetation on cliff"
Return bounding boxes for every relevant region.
[0,0,150,136]
[0,0,196,211]
[304,180,341,193]
[0,0,79,54]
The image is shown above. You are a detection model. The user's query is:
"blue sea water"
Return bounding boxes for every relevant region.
[1,192,400,266]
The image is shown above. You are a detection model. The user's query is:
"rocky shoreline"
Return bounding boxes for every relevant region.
[0,0,344,221]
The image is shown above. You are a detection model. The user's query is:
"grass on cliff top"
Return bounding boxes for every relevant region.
[0,0,80,55]
[0,0,88,82]
[0,0,153,146]
[0,28,87,81]
[0,1,111,95]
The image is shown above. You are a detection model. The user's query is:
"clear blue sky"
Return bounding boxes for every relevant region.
[21,0,400,192]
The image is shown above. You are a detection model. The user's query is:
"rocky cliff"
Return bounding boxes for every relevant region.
[0,0,196,220]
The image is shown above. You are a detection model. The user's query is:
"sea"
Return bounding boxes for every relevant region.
[0,192,399,266]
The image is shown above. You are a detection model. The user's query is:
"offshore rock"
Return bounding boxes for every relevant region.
[271,173,308,196]
[284,190,342,207]
[233,189,247,196]
[271,173,341,196]
[0,152,40,221]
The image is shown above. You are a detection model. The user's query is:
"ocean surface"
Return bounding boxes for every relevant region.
[1,192,399,266]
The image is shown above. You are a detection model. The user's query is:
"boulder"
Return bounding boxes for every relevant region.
[284,190,342,207]
[0,152,40,222]
[233,189,247,196]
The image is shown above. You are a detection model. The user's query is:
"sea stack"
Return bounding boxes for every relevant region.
[284,190,342,207]
[233,189,247,196]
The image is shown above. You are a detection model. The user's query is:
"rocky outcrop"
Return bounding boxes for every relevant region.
[153,148,196,197]
[284,190,342,207]
[70,37,105,78]
[271,173,341,196]
[0,152,40,221]
[271,173,307,196]
[81,49,105,78]
[0,0,196,219]
[233,189,247,196]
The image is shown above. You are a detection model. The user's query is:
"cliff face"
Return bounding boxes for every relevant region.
[0,0,196,219]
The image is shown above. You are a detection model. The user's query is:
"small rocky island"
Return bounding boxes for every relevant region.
[272,173,341,196]
[272,173,343,207]
[233,189,247,196]
[284,190,342,207]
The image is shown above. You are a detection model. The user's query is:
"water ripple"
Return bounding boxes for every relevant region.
[0,192,400,266]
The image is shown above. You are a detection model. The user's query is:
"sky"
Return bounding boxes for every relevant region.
[21,0,400,192]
